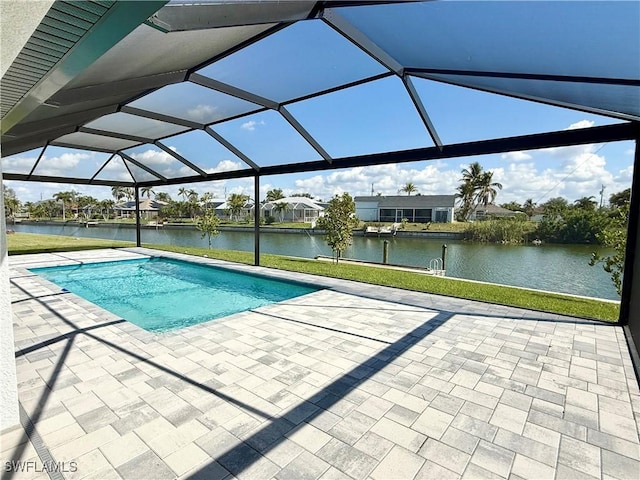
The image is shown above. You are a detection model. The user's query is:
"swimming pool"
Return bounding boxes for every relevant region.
[30,257,319,332]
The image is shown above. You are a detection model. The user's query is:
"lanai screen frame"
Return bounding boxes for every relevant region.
[2,1,640,358]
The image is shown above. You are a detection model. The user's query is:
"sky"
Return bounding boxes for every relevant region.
[2,2,637,207]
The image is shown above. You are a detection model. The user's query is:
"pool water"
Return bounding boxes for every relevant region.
[30,257,319,332]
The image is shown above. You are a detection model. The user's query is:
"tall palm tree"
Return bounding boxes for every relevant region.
[273,201,290,223]
[523,199,536,220]
[227,193,249,222]
[111,186,126,202]
[475,171,503,207]
[461,162,484,186]
[53,190,76,221]
[140,187,155,199]
[99,199,115,221]
[178,187,188,201]
[400,182,418,196]
[266,188,285,202]
[455,181,476,221]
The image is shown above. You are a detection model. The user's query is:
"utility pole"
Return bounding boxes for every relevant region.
[371,183,374,196]
[599,184,606,208]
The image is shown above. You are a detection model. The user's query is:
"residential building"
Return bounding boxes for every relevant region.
[469,204,520,220]
[355,195,455,223]
[115,198,168,219]
[261,197,325,223]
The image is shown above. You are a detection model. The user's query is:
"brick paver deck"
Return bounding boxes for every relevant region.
[2,248,639,479]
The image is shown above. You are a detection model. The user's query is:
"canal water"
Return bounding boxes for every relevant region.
[11,223,619,301]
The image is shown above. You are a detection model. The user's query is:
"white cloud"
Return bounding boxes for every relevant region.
[205,160,244,174]
[186,104,217,122]
[501,151,532,161]
[131,149,174,167]
[567,119,595,130]
[2,154,37,173]
[241,120,265,131]
[32,152,91,177]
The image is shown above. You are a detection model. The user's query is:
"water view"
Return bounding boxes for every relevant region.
[12,223,618,301]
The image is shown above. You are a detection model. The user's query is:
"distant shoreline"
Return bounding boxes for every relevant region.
[10,219,465,240]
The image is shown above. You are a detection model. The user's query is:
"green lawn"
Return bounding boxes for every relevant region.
[6,232,133,255]
[6,232,619,322]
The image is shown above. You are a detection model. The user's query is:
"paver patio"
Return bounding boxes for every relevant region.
[2,248,639,480]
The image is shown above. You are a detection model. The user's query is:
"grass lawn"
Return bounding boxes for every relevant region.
[6,233,619,322]
[6,232,133,255]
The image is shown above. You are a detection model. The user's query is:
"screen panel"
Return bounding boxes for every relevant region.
[162,130,251,174]
[285,75,434,158]
[94,155,134,183]
[128,82,262,125]
[31,146,112,179]
[122,144,201,179]
[210,110,323,167]
[1,147,44,175]
[84,112,190,139]
[336,2,640,80]
[197,20,387,103]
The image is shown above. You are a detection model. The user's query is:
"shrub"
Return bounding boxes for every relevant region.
[464,217,531,243]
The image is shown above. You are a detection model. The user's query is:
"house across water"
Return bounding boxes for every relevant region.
[355,195,455,223]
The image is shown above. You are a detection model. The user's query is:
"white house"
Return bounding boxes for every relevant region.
[261,197,325,223]
[355,195,455,223]
[115,198,168,219]
[215,199,255,221]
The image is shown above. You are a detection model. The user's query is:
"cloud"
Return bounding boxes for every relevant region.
[241,120,265,131]
[567,119,595,130]
[204,160,244,174]
[32,152,91,177]
[187,104,218,122]
[101,157,133,181]
[2,154,38,173]
[131,149,175,167]
[501,151,532,161]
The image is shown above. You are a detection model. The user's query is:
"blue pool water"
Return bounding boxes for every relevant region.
[30,257,319,332]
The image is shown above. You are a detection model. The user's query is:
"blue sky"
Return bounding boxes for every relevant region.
[3,3,637,206]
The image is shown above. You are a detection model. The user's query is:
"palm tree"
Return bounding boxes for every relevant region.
[523,199,536,220]
[273,201,290,223]
[53,190,76,221]
[266,188,285,202]
[455,181,476,221]
[400,182,418,196]
[155,192,171,203]
[111,186,127,202]
[178,187,188,201]
[574,196,597,211]
[461,162,484,186]
[126,187,135,201]
[99,199,115,221]
[457,162,503,219]
[227,193,249,222]
[475,171,503,207]
[3,184,20,218]
[140,187,155,199]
